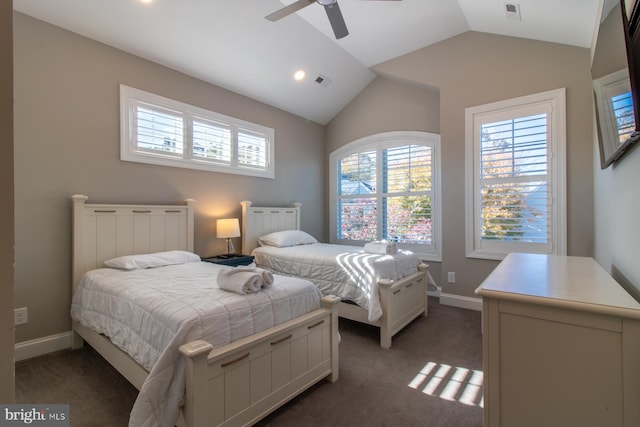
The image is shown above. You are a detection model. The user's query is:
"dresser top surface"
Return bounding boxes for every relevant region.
[476,253,640,317]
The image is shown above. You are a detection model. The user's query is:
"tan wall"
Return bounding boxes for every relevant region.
[1,1,15,402]
[326,76,440,153]
[13,13,326,343]
[328,31,595,298]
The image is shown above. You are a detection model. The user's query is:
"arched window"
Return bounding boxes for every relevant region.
[330,131,442,261]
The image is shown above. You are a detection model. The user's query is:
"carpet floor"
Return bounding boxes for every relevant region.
[15,298,483,426]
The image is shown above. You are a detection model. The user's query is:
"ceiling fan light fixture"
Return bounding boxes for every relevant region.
[266,0,400,40]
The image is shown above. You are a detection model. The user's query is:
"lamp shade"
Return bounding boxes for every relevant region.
[217,218,240,238]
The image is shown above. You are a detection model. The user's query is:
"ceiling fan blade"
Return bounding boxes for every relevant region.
[324,2,349,39]
[266,0,315,22]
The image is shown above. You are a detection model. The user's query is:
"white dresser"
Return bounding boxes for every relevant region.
[476,253,640,427]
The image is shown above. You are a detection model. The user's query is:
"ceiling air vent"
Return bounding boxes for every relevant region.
[315,74,332,88]
[504,3,521,21]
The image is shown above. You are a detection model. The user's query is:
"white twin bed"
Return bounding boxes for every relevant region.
[70,195,340,427]
[241,201,428,349]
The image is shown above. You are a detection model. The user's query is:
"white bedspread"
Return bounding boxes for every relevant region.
[70,261,322,427]
[251,243,420,322]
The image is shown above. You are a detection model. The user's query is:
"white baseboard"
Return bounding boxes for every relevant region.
[427,285,442,298]
[15,331,72,362]
[439,293,482,311]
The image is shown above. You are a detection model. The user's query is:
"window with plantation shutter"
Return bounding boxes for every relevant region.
[136,104,184,156]
[120,85,274,178]
[238,129,268,169]
[330,131,441,261]
[192,118,231,163]
[465,89,566,260]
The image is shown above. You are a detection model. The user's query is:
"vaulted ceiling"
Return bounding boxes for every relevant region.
[14,0,601,124]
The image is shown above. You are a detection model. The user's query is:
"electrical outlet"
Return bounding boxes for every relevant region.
[14,307,28,326]
[447,272,456,284]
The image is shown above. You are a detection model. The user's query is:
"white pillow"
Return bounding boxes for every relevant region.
[258,230,318,248]
[104,250,201,270]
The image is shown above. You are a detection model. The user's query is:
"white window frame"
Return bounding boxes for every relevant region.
[329,131,442,261]
[120,85,275,178]
[465,88,567,260]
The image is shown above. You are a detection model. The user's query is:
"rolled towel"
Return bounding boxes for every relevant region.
[255,267,274,287]
[364,240,398,255]
[217,267,263,294]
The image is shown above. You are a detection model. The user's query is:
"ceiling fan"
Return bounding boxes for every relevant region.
[266,0,401,40]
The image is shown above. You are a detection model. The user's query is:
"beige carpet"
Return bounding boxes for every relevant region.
[15,298,483,426]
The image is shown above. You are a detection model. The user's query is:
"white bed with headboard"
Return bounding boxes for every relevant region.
[241,201,428,349]
[70,194,340,427]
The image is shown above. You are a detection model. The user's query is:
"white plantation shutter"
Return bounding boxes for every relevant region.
[121,85,274,178]
[135,104,184,156]
[382,145,433,245]
[479,113,551,249]
[238,129,268,169]
[331,131,442,260]
[192,119,231,163]
[466,89,566,259]
[337,151,377,241]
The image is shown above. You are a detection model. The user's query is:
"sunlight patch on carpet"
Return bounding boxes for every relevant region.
[408,362,484,408]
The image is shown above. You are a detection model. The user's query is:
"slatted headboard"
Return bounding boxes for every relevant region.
[240,201,301,254]
[71,194,195,291]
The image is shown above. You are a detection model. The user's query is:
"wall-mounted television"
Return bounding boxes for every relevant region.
[592,0,640,169]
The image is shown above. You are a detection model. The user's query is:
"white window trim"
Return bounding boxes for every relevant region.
[329,131,442,262]
[120,85,275,178]
[465,88,567,260]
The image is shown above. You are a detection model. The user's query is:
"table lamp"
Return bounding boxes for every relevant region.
[217,218,240,257]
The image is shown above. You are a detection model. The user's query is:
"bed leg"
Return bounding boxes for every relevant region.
[378,279,394,349]
[179,340,214,427]
[323,295,341,383]
[419,263,429,317]
[71,325,84,350]
[380,328,392,349]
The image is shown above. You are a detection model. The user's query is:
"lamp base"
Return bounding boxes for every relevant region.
[219,238,237,258]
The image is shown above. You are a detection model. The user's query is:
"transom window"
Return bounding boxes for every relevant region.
[465,89,566,260]
[330,131,442,261]
[120,85,274,178]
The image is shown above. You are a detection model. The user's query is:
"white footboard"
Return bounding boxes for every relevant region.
[339,263,428,348]
[179,295,340,427]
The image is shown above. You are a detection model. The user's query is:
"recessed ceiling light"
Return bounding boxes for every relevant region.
[140,0,153,4]
[294,70,306,81]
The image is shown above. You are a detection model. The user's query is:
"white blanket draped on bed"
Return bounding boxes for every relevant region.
[70,262,322,427]
[251,243,420,322]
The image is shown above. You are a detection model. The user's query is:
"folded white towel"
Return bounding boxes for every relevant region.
[255,267,274,287]
[364,240,398,255]
[217,266,263,294]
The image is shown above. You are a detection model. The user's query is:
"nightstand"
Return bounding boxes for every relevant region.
[201,254,255,267]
